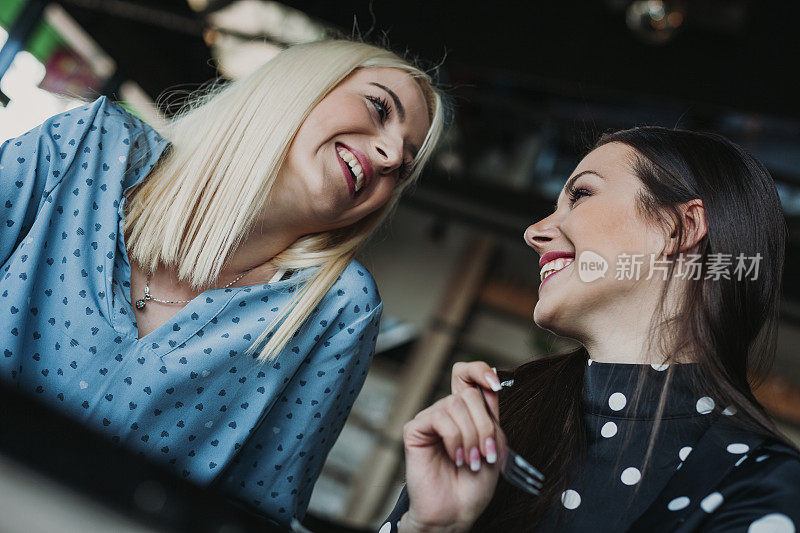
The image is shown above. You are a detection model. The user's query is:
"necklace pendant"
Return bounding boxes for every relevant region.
[135,298,147,310]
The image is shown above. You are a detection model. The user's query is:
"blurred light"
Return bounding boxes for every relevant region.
[0,46,85,142]
[204,1,328,79]
[44,4,116,79]
[186,0,211,11]
[212,35,284,79]
[120,80,165,130]
[209,1,326,45]
[626,0,685,44]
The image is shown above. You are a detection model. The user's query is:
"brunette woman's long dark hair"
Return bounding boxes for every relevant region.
[472,127,793,531]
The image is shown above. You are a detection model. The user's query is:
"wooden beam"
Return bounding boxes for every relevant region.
[754,374,800,427]
[343,235,496,526]
[477,276,538,321]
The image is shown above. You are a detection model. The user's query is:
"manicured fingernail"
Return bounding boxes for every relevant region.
[485,437,497,464]
[492,367,498,376]
[470,447,481,471]
[455,447,464,467]
[486,373,502,392]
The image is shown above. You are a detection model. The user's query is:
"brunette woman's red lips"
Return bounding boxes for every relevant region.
[539,251,575,268]
[337,142,374,191]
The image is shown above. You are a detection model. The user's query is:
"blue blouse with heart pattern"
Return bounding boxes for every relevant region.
[0,96,382,527]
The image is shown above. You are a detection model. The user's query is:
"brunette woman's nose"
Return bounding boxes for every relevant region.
[524,220,555,253]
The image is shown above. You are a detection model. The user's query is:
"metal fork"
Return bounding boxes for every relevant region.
[477,386,544,496]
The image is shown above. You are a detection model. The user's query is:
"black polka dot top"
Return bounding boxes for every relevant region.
[382,359,800,532]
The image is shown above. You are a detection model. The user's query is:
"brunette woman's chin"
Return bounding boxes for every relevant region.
[532,301,567,337]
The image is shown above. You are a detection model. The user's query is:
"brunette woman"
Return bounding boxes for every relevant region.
[382,128,800,532]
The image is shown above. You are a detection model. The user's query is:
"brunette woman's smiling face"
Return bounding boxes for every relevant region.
[271,67,431,234]
[523,142,673,341]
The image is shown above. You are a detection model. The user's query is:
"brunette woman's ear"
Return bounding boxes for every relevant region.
[666,199,707,255]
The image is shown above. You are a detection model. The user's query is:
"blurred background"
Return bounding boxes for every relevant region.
[2,0,800,531]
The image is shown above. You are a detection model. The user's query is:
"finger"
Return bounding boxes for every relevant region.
[459,388,498,464]
[404,404,464,466]
[481,387,500,422]
[443,396,482,471]
[451,361,502,395]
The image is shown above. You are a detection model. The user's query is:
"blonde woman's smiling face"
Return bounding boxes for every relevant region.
[272,67,431,234]
[523,142,673,341]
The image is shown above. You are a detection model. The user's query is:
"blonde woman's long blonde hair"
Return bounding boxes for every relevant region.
[123,39,446,362]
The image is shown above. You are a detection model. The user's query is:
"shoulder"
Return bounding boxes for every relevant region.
[323,259,381,312]
[37,96,138,142]
[24,96,168,187]
[699,439,800,530]
[731,439,800,488]
[308,260,382,340]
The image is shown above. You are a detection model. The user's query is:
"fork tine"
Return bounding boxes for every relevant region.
[509,452,545,481]
[502,468,541,495]
[501,451,543,489]
[505,466,543,490]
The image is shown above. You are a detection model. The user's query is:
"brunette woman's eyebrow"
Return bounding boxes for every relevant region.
[554,170,606,210]
[369,82,406,122]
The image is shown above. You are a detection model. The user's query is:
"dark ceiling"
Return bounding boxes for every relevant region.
[50,0,800,306]
[56,0,800,119]
[286,0,799,119]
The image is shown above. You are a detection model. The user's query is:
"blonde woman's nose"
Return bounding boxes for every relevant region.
[374,141,403,173]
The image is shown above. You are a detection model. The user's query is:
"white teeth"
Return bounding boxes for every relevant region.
[337,146,366,192]
[540,257,574,282]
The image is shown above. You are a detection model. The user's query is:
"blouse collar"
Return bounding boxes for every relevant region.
[582,358,717,420]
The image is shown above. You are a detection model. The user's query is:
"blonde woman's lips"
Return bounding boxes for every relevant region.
[338,142,374,191]
[335,143,356,198]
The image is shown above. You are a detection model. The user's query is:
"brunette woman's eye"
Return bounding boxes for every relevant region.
[567,185,591,205]
[366,95,392,122]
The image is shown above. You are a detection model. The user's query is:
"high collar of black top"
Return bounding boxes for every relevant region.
[581,359,720,420]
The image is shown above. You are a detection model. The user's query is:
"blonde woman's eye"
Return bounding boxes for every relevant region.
[366,95,392,122]
[397,159,412,182]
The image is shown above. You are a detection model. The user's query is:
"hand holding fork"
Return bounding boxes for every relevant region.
[399,362,543,533]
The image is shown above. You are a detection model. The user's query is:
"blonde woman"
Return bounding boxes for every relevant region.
[0,40,445,526]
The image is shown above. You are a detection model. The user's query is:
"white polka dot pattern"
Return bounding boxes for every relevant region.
[696,396,715,414]
[679,446,693,461]
[727,443,750,454]
[621,467,642,485]
[668,496,691,511]
[561,489,581,510]
[608,392,627,411]
[700,492,724,513]
[748,513,795,533]
[601,421,618,438]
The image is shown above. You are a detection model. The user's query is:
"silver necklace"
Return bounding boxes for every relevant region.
[135,267,255,310]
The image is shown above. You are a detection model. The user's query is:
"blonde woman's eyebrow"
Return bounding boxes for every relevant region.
[370,82,406,122]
